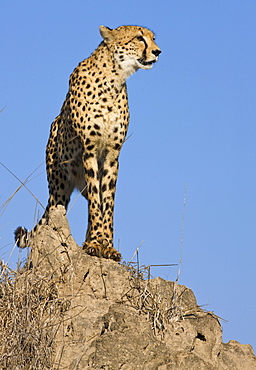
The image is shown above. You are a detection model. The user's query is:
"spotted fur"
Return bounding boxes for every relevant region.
[14,25,161,261]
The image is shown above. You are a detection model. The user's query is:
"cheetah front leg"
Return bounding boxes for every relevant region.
[100,153,121,261]
[100,154,119,244]
[82,153,121,262]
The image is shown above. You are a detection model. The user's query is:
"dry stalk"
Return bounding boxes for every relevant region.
[0,261,69,369]
[121,263,199,339]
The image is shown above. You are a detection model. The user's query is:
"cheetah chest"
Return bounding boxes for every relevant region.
[84,99,128,156]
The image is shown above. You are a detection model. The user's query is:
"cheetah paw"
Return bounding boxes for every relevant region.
[83,242,121,262]
[101,246,122,262]
[83,242,102,258]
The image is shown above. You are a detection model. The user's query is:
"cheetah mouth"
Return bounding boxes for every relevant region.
[137,58,156,67]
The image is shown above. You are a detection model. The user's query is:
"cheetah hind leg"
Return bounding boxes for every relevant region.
[83,241,121,262]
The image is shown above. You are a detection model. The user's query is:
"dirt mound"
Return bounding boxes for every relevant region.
[0,206,255,369]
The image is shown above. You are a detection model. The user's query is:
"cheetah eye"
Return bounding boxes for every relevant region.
[136,35,144,42]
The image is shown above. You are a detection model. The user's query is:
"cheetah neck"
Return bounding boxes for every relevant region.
[118,59,139,81]
[90,42,138,91]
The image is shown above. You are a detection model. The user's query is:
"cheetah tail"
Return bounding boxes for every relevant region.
[14,226,28,249]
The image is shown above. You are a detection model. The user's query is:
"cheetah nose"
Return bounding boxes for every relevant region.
[152,49,161,57]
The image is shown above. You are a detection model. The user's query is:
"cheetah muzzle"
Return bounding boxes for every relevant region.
[14,25,161,262]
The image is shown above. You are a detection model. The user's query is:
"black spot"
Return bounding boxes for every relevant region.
[87,145,95,151]
[92,186,98,194]
[84,152,94,160]
[114,143,121,150]
[87,168,95,178]
[94,124,100,130]
[109,179,116,190]
[102,184,107,192]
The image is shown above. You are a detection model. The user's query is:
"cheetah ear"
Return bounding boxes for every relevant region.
[99,25,115,42]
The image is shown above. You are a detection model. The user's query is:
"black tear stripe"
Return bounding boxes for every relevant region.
[141,39,148,61]
[141,37,148,53]
[125,35,148,62]
[124,35,148,53]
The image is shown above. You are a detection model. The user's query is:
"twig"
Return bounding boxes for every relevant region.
[176,184,187,284]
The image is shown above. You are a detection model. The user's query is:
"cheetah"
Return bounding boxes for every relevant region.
[15,25,161,262]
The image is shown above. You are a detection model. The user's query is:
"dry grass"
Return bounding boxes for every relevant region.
[0,261,68,369]
[121,261,225,341]
[120,263,188,338]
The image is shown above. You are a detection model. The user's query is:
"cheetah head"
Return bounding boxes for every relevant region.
[100,25,161,77]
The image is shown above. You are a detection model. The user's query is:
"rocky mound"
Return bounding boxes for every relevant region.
[0,206,255,369]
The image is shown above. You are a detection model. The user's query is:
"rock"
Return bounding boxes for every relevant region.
[4,206,256,369]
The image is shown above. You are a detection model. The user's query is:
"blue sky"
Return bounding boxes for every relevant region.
[1,0,256,351]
